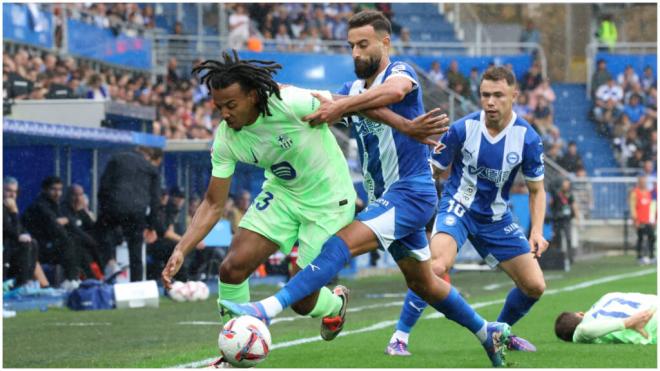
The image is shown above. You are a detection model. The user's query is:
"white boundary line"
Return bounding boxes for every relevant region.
[170,268,656,368]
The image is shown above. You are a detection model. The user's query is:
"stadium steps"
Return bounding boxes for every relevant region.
[392,3,463,47]
[551,83,618,175]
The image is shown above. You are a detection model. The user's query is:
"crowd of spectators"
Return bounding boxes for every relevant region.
[4,50,219,140]
[3,167,252,292]
[590,60,657,168]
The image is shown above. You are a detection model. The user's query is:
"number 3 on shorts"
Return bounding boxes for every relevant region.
[447,199,465,217]
[256,192,274,211]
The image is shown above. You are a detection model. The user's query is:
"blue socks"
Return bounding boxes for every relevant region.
[497,287,538,325]
[396,289,429,332]
[429,287,486,334]
[275,235,351,309]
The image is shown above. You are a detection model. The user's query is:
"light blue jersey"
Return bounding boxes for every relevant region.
[337,61,436,259]
[432,110,545,222]
[338,61,432,203]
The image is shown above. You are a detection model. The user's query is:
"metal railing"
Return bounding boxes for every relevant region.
[571,176,638,220]
[585,41,658,99]
[442,3,493,55]
[151,34,548,79]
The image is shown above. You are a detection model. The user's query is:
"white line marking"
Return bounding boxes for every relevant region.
[52,322,112,327]
[170,268,656,368]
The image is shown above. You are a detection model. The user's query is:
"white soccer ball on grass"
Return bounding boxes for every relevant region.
[218,315,272,368]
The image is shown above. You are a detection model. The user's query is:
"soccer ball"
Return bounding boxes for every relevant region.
[218,315,272,368]
[168,281,210,302]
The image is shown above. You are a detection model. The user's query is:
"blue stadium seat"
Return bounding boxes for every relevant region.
[551,84,618,175]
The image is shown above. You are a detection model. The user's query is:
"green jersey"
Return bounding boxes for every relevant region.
[574,292,657,345]
[211,86,355,208]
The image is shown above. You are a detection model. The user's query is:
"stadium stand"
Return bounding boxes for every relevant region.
[2,3,656,299]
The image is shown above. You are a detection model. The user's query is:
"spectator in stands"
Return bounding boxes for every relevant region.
[96,147,162,282]
[187,194,202,227]
[572,167,593,220]
[467,67,480,104]
[629,176,656,265]
[513,92,535,126]
[166,57,181,88]
[545,142,563,164]
[549,178,580,263]
[543,126,565,154]
[618,126,644,166]
[519,19,540,55]
[302,26,325,53]
[228,4,251,50]
[147,187,200,281]
[393,27,416,55]
[627,148,646,169]
[641,160,656,192]
[62,184,103,279]
[590,59,612,100]
[624,82,647,106]
[3,177,46,289]
[528,78,556,110]
[593,77,624,137]
[85,73,108,101]
[445,60,468,93]
[427,61,446,88]
[640,65,656,94]
[621,93,648,136]
[596,14,617,52]
[275,23,293,51]
[617,65,640,93]
[532,95,554,134]
[22,176,89,290]
[520,62,543,93]
[558,141,584,174]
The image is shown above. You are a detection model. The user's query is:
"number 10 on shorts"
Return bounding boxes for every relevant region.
[447,199,466,217]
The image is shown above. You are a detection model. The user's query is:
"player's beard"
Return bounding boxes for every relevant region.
[354,55,381,79]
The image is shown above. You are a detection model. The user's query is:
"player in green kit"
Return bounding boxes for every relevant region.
[161,50,447,352]
[554,292,657,345]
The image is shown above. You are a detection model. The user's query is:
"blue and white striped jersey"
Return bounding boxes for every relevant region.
[338,61,432,202]
[432,111,544,221]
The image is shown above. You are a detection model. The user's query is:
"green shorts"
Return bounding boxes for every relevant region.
[238,187,355,268]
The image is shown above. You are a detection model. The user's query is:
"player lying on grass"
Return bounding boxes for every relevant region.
[222,10,518,367]
[385,66,547,356]
[555,292,657,345]
[160,49,448,358]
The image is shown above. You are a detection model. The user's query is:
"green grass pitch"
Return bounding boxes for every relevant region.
[3,255,656,368]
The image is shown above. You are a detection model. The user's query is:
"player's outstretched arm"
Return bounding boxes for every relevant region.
[303,76,414,125]
[162,176,230,289]
[362,106,449,146]
[526,179,549,258]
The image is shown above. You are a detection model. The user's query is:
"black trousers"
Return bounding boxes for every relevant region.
[7,240,39,286]
[97,211,146,282]
[553,219,573,262]
[147,238,191,282]
[636,224,656,259]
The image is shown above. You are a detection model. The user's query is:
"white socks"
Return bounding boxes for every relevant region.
[390,330,410,344]
[475,321,488,343]
[259,296,284,318]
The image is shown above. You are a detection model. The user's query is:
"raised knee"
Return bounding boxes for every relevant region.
[219,259,250,284]
[431,260,449,277]
[521,281,545,299]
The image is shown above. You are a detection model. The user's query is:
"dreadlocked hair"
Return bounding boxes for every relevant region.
[192,49,282,117]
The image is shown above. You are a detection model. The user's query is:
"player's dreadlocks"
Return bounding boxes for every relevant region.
[192,49,282,117]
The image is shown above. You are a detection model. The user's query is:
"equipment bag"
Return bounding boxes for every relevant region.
[67,279,115,310]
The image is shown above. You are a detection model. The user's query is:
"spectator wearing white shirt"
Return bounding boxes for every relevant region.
[593,78,624,137]
[428,61,446,88]
[617,65,640,93]
[228,4,250,50]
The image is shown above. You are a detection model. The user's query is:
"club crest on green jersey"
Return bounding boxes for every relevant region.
[277,134,293,150]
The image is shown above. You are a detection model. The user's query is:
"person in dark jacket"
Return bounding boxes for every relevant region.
[3,177,40,287]
[96,146,162,281]
[63,184,103,279]
[22,176,90,289]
